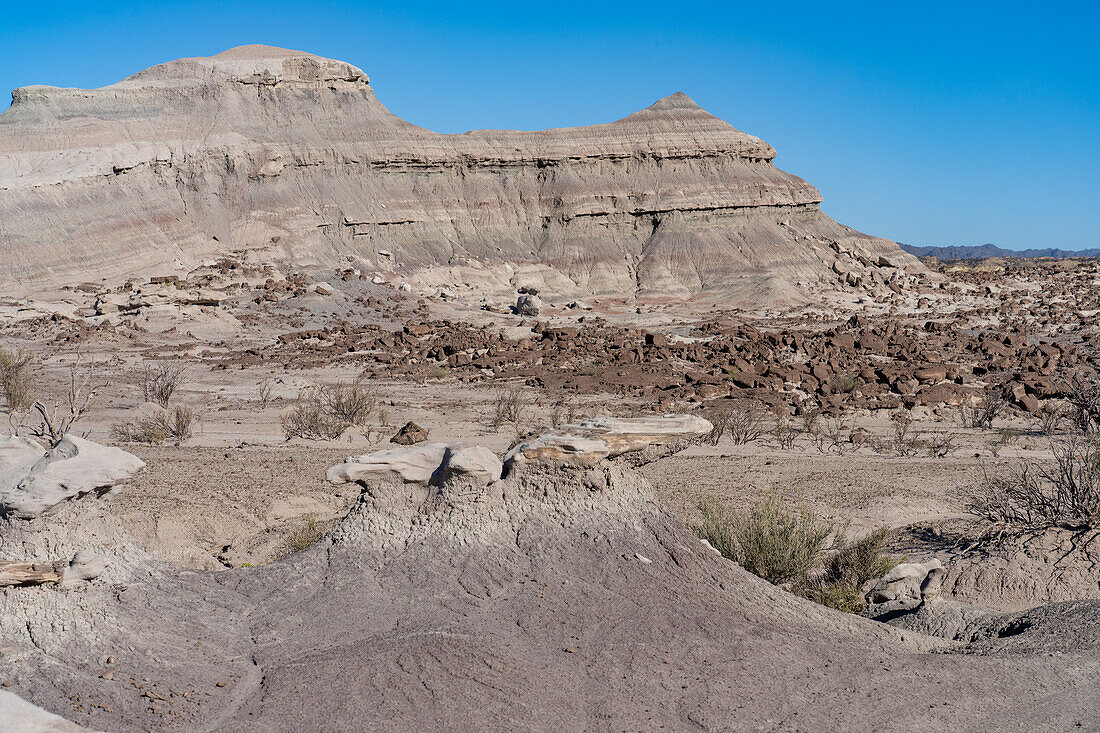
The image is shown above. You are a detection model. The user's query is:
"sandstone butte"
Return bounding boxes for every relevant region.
[0,44,922,304]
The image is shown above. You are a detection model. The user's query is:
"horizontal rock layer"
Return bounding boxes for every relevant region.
[0,45,921,302]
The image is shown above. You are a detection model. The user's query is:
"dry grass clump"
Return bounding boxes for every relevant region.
[111,405,195,446]
[803,529,896,613]
[256,379,274,409]
[281,381,378,440]
[490,387,527,430]
[970,434,1100,529]
[696,494,895,613]
[140,361,188,408]
[279,514,326,558]
[696,494,836,585]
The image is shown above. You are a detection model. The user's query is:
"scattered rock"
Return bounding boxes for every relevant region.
[390,421,428,445]
[515,293,542,316]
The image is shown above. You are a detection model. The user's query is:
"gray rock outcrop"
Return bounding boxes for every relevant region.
[0,45,923,304]
[0,435,145,519]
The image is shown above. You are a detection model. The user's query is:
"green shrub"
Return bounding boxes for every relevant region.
[696,493,836,586]
[696,495,895,612]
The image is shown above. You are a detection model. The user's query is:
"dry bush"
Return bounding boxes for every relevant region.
[0,346,35,417]
[281,382,378,441]
[696,494,837,586]
[798,405,822,434]
[140,361,187,408]
[771,418,798,450]
[1032,403,1064,436]
[969,435,1100,529]
[320,382,376,426]
[706,405,766,446]
[812,417,850,454]
[111,404,195,446]
[491,387,527,430]
[256,380,274,409]
[888,409,920,457]
[958,386,1008,429]
[831,372,861,395]
[925,432,959,458]
[549,393,583,428]
[1065,377,1100,434]
[804,528,896,613]
[29,365,106,446]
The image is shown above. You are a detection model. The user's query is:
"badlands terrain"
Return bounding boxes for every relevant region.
[3,46,1100,731]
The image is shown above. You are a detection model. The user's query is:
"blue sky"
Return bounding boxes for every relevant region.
[2,1,1097,250]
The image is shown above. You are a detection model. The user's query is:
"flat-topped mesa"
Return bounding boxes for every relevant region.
[0,45,923,302]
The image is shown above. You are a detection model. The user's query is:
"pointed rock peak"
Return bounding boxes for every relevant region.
[646,92,704,112]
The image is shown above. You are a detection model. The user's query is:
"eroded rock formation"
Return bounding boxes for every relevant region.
[0,45,922,303]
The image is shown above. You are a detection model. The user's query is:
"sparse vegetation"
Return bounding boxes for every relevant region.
[490,387,527,431]
[279,514,326,557]
[0,346,35,421]
[705,405,766,446]
[29,364,107,446]
[1065,377,1100,434]
[888,409,920,457]
[256,379,274,409]
[958,386,1008,429]
[1032,403,1064,436]
[771,417,798,450]
[696,493,837,586]
[281,381,378,441]
[111,404,195,446]
[925,431,959,458]
[140,361,188,408]
[695,494,895,613]
[803,528,896,613]
[969,434,1100,529]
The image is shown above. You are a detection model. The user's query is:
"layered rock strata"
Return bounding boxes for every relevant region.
[0,45,922,303]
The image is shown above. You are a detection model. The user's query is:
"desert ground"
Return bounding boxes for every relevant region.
[4,45,1100,732]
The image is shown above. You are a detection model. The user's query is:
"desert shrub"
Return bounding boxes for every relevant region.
[925,432,959,458]
[29,365,106,446]
[140,361,187,408]
[958,386,1008,429]
[772,418,798,450]
[549,393,583,428]
[706,405,766,446]
[798,405,822,434]
[1065,377,1100,434]
[697,496,895,613]
[0,346,35,416]
[111,404,194,446]
[696,494,837,585]
[831,372,861,394]
[805,528,896,613]
[281,382,377,441]
[889,409,920,457]
[490,387,527,430]
[812,417,850,454]
[1032,403,1064,436]
[968,435,1100,529]
[578,362,604,377]
[256,379,274,409]
[320,382,375,426]
[279,514,325,557]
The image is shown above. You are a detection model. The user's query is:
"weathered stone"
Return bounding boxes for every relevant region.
[0,435,145,519]
[390,421,429,445]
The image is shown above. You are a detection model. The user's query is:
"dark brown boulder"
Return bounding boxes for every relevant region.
[391,421,429,445]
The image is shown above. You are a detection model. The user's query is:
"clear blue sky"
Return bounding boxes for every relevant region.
[2,1,1097,250]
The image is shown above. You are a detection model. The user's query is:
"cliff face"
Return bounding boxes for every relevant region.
[0,45,920,302]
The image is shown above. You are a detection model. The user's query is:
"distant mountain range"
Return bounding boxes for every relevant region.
[900,243,1100,260]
